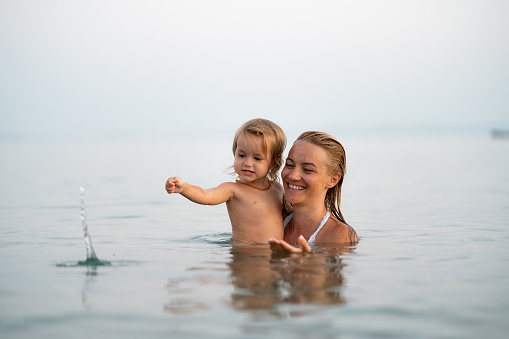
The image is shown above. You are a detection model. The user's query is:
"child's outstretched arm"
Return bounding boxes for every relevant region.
[165,177,234,205]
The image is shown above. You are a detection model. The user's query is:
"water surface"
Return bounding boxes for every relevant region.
[0,133,508,338]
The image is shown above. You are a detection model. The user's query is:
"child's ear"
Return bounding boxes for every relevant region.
[327,174,341,188]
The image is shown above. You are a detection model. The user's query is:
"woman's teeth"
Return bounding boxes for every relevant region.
[289,184,305,190]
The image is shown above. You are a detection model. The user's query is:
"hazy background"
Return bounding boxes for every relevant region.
[1,0,508,140]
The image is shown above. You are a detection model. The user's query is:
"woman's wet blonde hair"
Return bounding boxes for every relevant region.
[296,131,347,224]
[232,118,286,183]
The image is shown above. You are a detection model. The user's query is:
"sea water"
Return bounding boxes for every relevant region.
[0,132,508,338]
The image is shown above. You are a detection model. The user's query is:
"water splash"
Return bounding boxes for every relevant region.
[80,184,99,263]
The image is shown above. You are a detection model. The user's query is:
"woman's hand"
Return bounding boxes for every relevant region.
[268,236,311,253]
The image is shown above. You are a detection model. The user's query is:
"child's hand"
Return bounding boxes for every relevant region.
[165,177,184,194]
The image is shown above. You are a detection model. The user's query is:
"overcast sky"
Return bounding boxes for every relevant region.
[1,0,508,139]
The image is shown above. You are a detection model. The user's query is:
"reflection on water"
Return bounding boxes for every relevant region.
[82,265,99,312]
[165,243,355,317]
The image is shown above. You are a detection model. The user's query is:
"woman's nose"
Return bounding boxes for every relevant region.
[287,168,301,180]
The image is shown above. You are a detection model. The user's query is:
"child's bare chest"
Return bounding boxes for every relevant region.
[228,188,281,215]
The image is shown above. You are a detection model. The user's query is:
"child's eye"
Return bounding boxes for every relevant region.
[237,154,245,158]
[254,157,262,161]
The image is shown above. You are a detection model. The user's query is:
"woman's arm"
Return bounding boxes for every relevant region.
[166,177,234,205]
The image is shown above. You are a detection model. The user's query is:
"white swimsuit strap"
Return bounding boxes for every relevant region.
[283,213,293,228]
[283,211,331,245]
[307,210,330,245]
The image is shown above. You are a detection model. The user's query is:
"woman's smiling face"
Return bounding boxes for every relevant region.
[282,140,337,206]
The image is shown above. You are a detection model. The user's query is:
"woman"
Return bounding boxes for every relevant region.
[268,131,358,252]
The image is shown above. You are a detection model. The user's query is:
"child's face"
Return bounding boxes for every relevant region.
[233,132,271,185]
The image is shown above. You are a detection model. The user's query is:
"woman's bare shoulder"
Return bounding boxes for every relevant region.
[324,217,359,243]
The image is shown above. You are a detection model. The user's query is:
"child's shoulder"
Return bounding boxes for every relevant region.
[269,180,284,196]
[271,180,283,191]
[218,181,238,190]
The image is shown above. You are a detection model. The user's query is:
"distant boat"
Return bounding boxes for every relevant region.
[491,129,509,139]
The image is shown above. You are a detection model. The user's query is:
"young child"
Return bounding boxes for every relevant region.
[165,118,287,244]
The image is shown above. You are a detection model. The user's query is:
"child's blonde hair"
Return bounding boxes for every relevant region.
[232,118,286,183]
